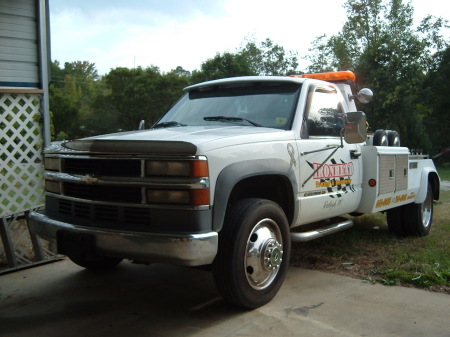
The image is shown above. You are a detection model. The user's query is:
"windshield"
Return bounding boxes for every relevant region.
[154,81,301,130]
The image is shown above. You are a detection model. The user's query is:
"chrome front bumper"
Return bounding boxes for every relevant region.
[29,211,218,266]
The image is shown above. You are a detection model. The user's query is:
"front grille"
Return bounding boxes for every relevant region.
[57,198,152,227]
[95,204,118,222]
[63,158,141,177]
[63,182,142,203]
[74,201,90,218]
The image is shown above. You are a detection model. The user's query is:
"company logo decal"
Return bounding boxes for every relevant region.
[307,159,355,198]
[312,162,354,179]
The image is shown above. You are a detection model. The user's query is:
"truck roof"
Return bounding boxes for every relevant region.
[184,76,306,92]
[184,71,357,92]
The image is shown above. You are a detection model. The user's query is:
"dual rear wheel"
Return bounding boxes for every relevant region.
[373,129,400,147]
[387,184,433,236]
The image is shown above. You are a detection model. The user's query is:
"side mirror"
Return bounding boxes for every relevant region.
[356,88,373,104]
[344,112,367,144]
[138,120,145,130]
[349,88,373,104]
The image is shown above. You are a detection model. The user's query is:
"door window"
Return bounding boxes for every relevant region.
[303,86,343,137]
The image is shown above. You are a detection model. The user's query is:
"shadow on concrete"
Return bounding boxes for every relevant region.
[1,261,245,337]
[2,258,449,337]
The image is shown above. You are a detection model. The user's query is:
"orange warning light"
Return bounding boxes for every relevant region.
[291,71,356,82]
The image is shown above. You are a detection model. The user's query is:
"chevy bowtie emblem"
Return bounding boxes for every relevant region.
[81,175,98,184]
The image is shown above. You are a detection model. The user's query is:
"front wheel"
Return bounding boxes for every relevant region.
[212,198,291,309]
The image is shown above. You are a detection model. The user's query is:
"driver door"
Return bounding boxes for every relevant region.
[297,84,362,225]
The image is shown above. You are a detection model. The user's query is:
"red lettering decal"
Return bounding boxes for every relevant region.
[312,161,354,179]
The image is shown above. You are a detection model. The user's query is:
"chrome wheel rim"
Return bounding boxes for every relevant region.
[421,189,433,229]
[245,218,283,290]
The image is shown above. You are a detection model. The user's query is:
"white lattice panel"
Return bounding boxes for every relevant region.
[1,94,45,217]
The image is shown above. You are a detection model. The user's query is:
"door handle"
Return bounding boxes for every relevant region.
[350,150,361,159]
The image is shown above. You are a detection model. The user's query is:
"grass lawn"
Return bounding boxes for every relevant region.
[290,178,450,293]
[437,164,450,181]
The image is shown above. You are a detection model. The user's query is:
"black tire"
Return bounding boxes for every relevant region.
[373,129,388,146]
[386,205,407,236]
[68,255,123,271]
[387,184,433,237]
[404,184,433,236]
[387,130,401,147]
[212,198,291,309]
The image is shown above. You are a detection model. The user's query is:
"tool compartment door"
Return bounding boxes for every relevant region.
[357,146,411,213]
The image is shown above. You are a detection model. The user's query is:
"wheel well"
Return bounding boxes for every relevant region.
[428,172,440,201]
[227,175,294,225]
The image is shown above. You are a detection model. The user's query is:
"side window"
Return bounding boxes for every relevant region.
[304,86,343,137]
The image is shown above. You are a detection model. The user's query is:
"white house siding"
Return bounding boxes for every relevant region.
[0,0,42,88]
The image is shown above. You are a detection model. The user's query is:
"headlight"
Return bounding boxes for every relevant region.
[146,189,190,204]
[145,160,208,177]
[44,157,60,171]
[45,180,61,194]
[146,188,209,206]
[145,161,190,176]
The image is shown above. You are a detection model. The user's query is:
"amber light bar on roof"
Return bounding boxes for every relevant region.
[291,71,356,82]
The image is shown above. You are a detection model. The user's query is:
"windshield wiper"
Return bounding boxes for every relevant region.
[153,121,187,129]
[203,116,261,127]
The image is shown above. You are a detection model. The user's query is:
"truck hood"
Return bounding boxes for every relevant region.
[56,126,292,156]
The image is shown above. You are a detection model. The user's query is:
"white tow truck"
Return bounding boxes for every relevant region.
[30,71,440,308]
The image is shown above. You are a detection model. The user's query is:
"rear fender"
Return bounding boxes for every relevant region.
[415,168,440,203]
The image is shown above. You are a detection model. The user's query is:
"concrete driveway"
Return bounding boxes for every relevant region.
[1,259,449,337]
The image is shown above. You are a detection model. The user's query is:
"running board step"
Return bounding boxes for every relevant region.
[290,217,353,242]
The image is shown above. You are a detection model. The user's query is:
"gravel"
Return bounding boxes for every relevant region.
[441,180,450,191]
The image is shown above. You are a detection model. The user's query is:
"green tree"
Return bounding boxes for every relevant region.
[239,37,299,76]
[424,46,450,154]
[49,60,102,139]
[307,0,448,152]
[77,93,121,137]
[191,52,255,83]
[105,66,189,130]
[172,66,191,78]
[157,68,191,115]
[191,38,300,84]
[48,84,79,138]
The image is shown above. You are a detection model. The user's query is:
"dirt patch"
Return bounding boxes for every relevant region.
[290,243,383,281]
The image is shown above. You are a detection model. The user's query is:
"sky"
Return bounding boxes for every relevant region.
[49,0,450,75]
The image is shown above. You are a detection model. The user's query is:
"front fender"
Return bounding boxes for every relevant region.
[212,159,299,231]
